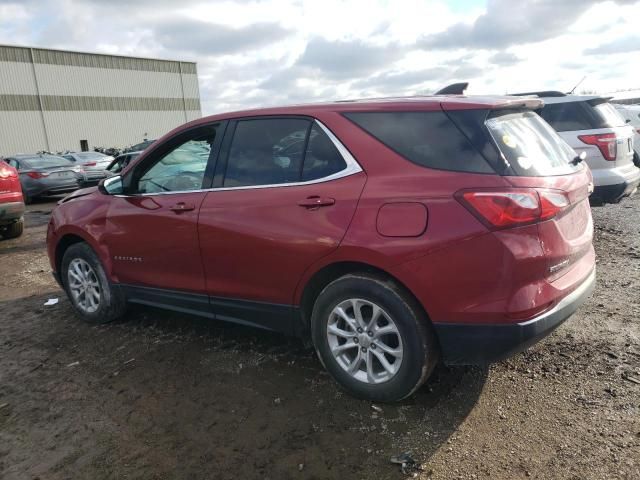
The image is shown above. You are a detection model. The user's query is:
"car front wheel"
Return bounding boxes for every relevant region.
[311,273,439,402]
[61,242,127,324]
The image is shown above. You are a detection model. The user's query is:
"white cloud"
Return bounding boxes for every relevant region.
[0,0,638,114]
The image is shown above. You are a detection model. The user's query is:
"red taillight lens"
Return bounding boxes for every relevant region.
[83,162,97,167]
[26,171,49,179]
[578,133,617,161]
[457,189,570,229]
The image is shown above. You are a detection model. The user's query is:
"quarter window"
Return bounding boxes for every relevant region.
[137,125,217,194]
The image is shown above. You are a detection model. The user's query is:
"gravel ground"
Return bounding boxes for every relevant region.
[0,195,638,480]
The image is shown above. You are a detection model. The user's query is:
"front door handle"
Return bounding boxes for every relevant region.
[169,202,195,213]
[297,196,335,209]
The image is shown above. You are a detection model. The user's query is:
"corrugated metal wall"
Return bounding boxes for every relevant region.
[0,45,201,155]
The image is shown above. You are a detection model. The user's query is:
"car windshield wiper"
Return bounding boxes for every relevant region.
[570,151,587,166]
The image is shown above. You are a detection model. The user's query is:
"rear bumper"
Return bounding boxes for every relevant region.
[0,201,25,225]
[433,268,595,365]
[592,176,640,203]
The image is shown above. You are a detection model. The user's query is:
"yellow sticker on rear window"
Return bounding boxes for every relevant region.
[502,134,517,149]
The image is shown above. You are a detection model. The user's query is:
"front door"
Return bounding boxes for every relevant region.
[198,117,366,332]
[104,122,224,299]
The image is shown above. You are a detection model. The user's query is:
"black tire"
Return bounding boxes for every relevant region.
[311,273,439,402]
[1,218,23,239]
[61,242,127,324]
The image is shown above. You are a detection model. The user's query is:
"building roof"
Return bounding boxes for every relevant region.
[0,43,196,65]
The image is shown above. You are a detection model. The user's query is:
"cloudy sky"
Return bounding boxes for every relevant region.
[1,0,639,115]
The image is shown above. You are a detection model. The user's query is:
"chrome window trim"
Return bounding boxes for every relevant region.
[120,119,363,197]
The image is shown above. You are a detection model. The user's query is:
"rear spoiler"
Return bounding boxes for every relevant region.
[440,96,544,111]
[586,96,613,107]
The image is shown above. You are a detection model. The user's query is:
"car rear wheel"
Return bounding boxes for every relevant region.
[311,273,438,402]
[0,218,24,239]
[61,242,126,324]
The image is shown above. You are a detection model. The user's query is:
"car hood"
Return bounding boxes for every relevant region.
[58,186,98,204]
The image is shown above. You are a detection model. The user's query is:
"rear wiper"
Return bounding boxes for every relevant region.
[570,151,587,166]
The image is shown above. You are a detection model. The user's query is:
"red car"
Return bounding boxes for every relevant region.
[46,96,595,401]
[0,161,25,239]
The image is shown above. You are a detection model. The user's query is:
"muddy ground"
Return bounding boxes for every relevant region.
[0,195,638,480]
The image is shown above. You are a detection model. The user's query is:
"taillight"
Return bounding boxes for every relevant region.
[457,189,570,230]
[578,133,617,161]
[83,162,97,167]
[26,171,49,179]
[0,166,12,179]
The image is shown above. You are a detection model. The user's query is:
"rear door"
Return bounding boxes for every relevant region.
[197,117,366,332]
[103,122,224,302]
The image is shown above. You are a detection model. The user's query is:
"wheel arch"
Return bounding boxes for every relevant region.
[297,260,433,336]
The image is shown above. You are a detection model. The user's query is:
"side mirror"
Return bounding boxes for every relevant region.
[579,151,587,161]
[99,175,123,195]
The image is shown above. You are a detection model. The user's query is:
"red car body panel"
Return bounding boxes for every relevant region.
[47,95,595,365]
[0,162,25,226]
[198,172,367,304]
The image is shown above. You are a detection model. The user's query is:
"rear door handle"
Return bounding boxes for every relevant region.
[297,196,335,209]
[169,202,195,213]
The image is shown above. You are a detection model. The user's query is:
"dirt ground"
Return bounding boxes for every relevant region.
[0,195,639,480]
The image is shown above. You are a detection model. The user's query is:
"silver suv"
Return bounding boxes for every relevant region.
[514,91,640,204]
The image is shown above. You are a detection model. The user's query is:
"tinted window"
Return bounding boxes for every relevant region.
[486,110,580,176]
[224,118,310,187]
[344,111,493,173]
[302,124,347,181]
[138,126,216,193]
[538,101,602,132]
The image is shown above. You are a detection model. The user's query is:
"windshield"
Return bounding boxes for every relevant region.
[486,110,581,176]
[23,156,74,169]
[594,102,627,128]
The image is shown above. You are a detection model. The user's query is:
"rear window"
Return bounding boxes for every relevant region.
[343,111,494,173]
[593,102,626,128]
[539,99,628,132]
[538,102,598,131]
[486,110,580,176]
[22,156,73,169]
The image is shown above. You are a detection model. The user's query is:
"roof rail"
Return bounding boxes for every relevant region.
[510,91,566,98]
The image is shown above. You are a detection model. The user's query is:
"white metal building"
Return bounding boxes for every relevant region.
[0,44,201,156]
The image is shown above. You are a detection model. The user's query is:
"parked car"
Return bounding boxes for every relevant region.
[613,103,640,167]
[61,152,114,187]
[513,91,639,204]
[0,161,25,239]
[106,151,141,175]
[4,154,82,203]
[46,96,595,401]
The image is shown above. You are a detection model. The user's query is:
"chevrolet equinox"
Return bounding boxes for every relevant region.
[47,96,596,402]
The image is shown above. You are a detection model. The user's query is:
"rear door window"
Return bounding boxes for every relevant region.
[223,118,350,187]
[486,110,581,176]
[343,111,494,173]
[302,124,347,181]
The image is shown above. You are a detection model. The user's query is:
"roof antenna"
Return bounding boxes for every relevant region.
[435,82,469,95]
[567,76,586,95]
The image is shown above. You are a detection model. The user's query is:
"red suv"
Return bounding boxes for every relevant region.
[46,96,595,401]
[0,161,25,239]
